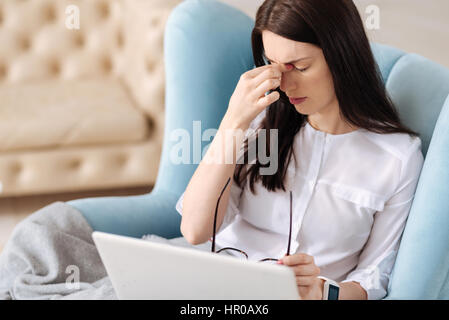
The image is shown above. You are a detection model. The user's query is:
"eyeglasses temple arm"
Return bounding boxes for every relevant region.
[287,191,292,256]
[212,177,231,253]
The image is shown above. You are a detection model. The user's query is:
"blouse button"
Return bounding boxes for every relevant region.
[309,180,315,190]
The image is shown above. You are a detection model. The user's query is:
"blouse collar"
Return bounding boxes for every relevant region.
[304,120,363,139]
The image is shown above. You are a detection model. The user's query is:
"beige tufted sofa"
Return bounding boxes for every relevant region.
[0,0,182,197]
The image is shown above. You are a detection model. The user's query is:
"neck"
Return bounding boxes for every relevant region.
[307,101,358,135]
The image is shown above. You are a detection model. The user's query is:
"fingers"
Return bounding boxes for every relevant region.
[254,90,280,110]
[251,67,282,86]
[282,253,314,266]
[295,276,316,287]
[236,63,292,112]
[251,77,280,101]
[279,253,322,299]
[292,264,320,277]
[244,64,273,78]
[244,62,293,81]
[281,253,320,277]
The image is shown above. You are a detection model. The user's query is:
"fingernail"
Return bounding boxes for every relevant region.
[276,259,283,264]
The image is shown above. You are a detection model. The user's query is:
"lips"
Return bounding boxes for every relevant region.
[289,97,307,104]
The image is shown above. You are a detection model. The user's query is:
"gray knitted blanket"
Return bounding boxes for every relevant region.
[0,201,117,300]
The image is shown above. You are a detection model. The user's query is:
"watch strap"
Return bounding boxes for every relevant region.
[317,276,340,300]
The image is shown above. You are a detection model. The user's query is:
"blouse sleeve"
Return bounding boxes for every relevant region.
[340,138,424,300]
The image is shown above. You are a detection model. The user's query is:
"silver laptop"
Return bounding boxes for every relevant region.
[92,231,300,300]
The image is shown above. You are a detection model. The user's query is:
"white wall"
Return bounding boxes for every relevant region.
[218,0,264,18]
[219,0,449,68]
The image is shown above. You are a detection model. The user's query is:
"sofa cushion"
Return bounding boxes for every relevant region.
[0,79,149,151]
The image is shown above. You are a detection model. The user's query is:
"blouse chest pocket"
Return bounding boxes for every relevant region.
[326,183,386,214]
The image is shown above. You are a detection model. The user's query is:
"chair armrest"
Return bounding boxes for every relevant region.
[67,189,182,239]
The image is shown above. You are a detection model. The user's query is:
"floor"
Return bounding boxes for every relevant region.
[0,186,153,254]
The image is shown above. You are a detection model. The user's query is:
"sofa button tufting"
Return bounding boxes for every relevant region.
[146,58,156,73]
[0,64,6,79]
[150,16,160,28]
[42,4,57,23]
[68,159,82,169]
[10,162,22,175]
[98,2,110,19]
[116,30,124,48]
[74,33,85,48]
[48,60,61,76]
[19,35,31,51]
[101,56,113,73]
[116,154,128,166]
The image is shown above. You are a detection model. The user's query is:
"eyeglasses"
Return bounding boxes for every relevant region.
[211,177,293,262]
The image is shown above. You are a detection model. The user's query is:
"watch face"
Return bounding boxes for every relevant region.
[328,284,340,300]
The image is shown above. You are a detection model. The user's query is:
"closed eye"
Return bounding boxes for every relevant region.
[264,58,308,72]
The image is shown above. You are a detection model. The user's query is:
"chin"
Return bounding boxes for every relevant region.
[293,106,313,115]
[289,99,311,115]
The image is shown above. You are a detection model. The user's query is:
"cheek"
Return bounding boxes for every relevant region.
[307,68,336,101]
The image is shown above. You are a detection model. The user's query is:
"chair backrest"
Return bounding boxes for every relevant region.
[162,0,449,299]
[369,42,449,299]
[155,0,255,196]
[371,43,449,156]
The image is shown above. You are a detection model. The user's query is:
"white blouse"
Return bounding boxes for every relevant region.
[175,108,424,300]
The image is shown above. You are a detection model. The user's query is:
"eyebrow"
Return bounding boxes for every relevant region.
[264,55,311,64]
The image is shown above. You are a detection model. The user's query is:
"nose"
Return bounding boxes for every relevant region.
[280,71,296,93]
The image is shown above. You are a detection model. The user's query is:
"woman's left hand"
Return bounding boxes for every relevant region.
[278,253,324,300]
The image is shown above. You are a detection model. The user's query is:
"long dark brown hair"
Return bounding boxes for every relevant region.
[234,0,418,194]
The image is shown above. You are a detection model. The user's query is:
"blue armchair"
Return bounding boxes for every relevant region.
[67,0,449,299]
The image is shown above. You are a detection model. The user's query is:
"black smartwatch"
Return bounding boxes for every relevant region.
[318,276,340,300]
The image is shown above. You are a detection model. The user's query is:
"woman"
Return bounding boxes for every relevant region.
[177,0,424,300]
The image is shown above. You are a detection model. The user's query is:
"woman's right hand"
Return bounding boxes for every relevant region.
[223,62,293,130]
